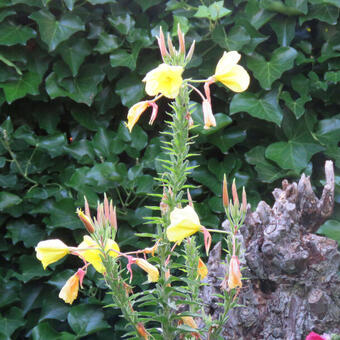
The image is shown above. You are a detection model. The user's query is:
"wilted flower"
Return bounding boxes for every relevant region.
[214,51,250,93]
[166,205,202,243]
[181,316,198,329]
[135,258,159,282]
[228,255,242,289]
[202,99,216,129]
[197,258,208,280]
[77,235,120,274]
[59,272,80,304]
[143,63,183,99]
[126,101,158,132]
[35,239,70,269]
[306,332,329,340]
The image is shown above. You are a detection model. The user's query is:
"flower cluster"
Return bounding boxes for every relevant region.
[126,26,250,132]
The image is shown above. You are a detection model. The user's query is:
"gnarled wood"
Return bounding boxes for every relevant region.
[201,161,339,340]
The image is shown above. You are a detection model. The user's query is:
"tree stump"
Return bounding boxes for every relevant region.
[202,161,340,340]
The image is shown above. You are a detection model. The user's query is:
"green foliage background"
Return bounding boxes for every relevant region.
[0,0,339,338]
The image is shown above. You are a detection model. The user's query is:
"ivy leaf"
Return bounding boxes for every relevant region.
[135,0,163,11]
[247,47,297,90]
[0,307,25,338]
[265,115,324,172]
[270,17,296,46]
[110,47,140,71]
[30,10,85,51]
[68,305,110,336]
[0,71,41,104]
[0,191,22,210]
[280,91,311,119]
[315,114,340,146]
[324,70,340,83]
[194,1,231,20]
[230,89,284,126]
[0,53,22,75]
[300,4,339,25]
[58,38,91,77]
[46,64,105,106]
[244,0,276,29]
[212,25,251,51]
[108,13,135,35]
[115,74,144,107]
[245,146,287,183]
[0,21,36,46]
[94,32,120,54]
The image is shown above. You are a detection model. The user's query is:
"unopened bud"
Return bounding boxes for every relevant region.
[231,179,239,207]
[177,23,185,56]
[185,40,195,62]
[222,174,229,208]
[202,99,216,129]
[109,202,117,230]
[84,196,91,217]
[104,193,109,220]
[167,33,175,56]
[160,188,169,215]
[187,189,193,207]
[242,187,247,213]
[157,27,169,61]
[77,208,95,233]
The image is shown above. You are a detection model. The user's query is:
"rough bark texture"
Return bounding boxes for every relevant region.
[201,161,340,340]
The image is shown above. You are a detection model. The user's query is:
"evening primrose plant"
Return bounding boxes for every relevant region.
[35,26,250,340]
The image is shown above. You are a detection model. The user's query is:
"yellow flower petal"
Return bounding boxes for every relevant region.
[35,239,70,269]
[59,273,79,304]
[197,258,208,280]
[166,205,201,242]
[135,258,159,282]
[77,235,120,274]
[215,51,241,75]
[126,101,150,132]
[143,63,183,99]
[214,51,250,93]
[181,316,198,329]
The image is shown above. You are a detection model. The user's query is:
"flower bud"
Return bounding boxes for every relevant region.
[136,322,149,340]
[185,40,195,63]
[177,23,185,56]
[157,27,169,61]
[202,99,216,129]
[222,174,229,208]
[231,179,239,207]
[77,208,95,233]
[242,186,247,213]
[197,258,208,280]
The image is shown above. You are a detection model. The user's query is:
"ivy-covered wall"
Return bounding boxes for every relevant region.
[0,0,339,338]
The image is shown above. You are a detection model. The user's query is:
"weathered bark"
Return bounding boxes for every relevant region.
[201,161,340,340]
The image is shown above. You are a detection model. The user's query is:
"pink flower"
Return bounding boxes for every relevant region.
[306,332,327,340]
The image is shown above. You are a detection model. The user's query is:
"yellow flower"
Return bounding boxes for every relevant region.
[214,51,250,93]
[166,205,202,243]
[59,273,79,304]
[35,239,70,269]
[197,258,208,280]
[228,255,242,289]
[143,63,183,99]
[135,258,159,282]
[77,235,120,274]
[126,101,150,132]
[181,316,198,329]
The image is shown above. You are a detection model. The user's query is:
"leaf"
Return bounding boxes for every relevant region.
[309,0,340,8]
[212,25,251,51]
[38,133,67,158]
[0,21,36,46]
[210,128,247,153]
[135,0,163,11]
[247,47,297,90]
[115,74,144,107]
[194,1,231,20]
[0,191,22,210]
[265,115,324,172]
[270,17,296,46]
[39,298,69,322]
[0,9,16,23]
[46,64,105,106]
[6,220,44,248]
[315,114,340,146]
[108,13,135,35]
[230,90,284,126]
[18,255,51,283]
[68,305,110,336]
[0,71,41,104]
[58,38,91,76]
[324,70,340,83]
[280,91,311,119]
[94,32,120,54]
[245,146,287,183]
[30,10,85,51]
[0,53,22,75]
[0,307,25,338]
[318,220,340,244]
[32,322,60,340]
[244,0,276,29]
[300,4,339,25]
[110,47,140,70]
